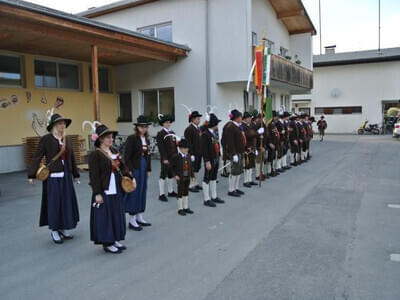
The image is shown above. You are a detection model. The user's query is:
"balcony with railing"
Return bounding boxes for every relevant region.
[270,54,313,90]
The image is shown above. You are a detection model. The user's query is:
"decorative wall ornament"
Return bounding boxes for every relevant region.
[31,112,47,137]
[40,95,47,104]
[55,96,64,108]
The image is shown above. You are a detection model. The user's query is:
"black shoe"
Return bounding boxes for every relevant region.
[195,185,203,191]
[243,182,252,188]
[159,194,168,202]
[284,166,291,170]
[114,244,127,251]
[212,197,225,204]
[168,192,178,197]
[136,221,152,227]
[236,189,245,195]
[178,209,186,216]
[204,200,217,207]
[51,233,64,244]
[189,187,200,193]
[128,223,143,231]
[277,168,285,173]
[58,231,73,240]
[228,191,240,197]
[250,181,258,186]
[103,246,122,254]
[184,208,194,214]
[290,162,297,166]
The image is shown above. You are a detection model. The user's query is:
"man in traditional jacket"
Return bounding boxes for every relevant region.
[184,111,203,193]
[156,114,178,202]
[221,109,246,197]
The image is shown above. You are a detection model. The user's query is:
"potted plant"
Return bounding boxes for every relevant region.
[285,55,292,60]
[295,60,301,65]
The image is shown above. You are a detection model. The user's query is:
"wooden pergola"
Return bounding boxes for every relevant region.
[0,0,189,121]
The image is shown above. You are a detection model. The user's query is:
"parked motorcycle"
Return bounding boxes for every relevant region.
[358,120,380,135]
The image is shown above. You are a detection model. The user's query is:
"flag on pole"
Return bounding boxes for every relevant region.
[263,46,271,86]
[262,45,272,122]
[254,45,264,95]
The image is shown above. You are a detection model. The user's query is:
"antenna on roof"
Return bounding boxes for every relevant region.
[378,0,381,53]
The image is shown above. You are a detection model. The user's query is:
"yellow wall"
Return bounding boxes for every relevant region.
[0,52,119,146]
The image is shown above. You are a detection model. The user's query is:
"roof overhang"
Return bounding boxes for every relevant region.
[314,55,400,67]
[0,0,189,65]
[268,0,317,35]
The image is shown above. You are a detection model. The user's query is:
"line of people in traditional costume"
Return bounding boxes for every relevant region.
[27,108,315,254]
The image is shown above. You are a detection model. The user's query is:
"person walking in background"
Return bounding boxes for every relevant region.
[124,115,152,231]
[28,112,80,244]
[317,116,327,141]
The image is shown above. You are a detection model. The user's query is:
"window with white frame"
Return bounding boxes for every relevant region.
[34,59,80,90]
[142,88,175,122]
[138,22,172,42]
[0,54,23,87]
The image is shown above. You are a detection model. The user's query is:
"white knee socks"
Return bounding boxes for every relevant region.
[183,196,189,209]
[229,175,235,192]
[255,163,261,177]
[235,175,240,190]
[177,198,183,210]
[167,178,174,193]
[210,180,217,199]
[130,215,139,226]
[136,213,147,224]
[159,179,165,196]
[267,163,272,174]
[202,182,210,201]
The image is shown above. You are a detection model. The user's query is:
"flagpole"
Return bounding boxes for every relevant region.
[258,37,267,186]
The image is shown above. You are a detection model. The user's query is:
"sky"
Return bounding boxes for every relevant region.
[28,0,400,54]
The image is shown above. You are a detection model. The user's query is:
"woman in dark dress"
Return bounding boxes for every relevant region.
[28,113,80,244]
[124,115,152,231]
[88,124,134,254]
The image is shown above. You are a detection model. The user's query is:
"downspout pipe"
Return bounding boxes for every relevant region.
[205,0,211,106]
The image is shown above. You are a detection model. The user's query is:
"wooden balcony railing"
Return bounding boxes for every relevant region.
[270,54,313,90]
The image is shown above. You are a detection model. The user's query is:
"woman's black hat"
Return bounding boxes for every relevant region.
[94,124,118,147]
[47,113,71,132]
[135,115,152,126]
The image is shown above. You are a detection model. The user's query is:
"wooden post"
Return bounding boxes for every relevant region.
[91,45,100,121]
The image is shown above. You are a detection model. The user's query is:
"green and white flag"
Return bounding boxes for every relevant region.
[262,46,271,86]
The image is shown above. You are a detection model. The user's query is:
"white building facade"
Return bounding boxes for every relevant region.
[80,0,315,136]
[308,47,400,133]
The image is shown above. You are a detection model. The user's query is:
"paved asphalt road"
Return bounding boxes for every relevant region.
[0,135,400,300]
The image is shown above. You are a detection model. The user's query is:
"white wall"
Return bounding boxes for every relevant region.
[251,0,290,55]
[290,33,313,70]
[312,61,400,133]
[209,0,252,83]
[94,0,208,137]
[0,145,25,173]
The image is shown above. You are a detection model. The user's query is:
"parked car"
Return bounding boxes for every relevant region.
[393,122,400,138]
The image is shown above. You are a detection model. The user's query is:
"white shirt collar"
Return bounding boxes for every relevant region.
[178,149,186,158]
[163,127,170,133]
[191,123,199,129]
[233,121,241,127]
